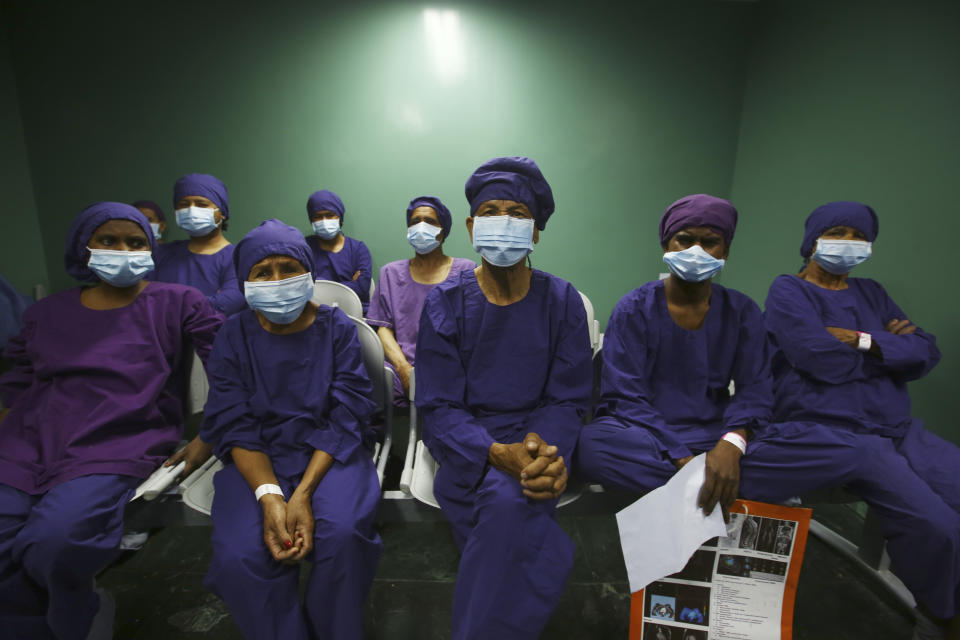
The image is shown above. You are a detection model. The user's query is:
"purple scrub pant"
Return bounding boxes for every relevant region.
[434,463,575,640]
[577,417,960,619]
[204,453,382,640]
[0,474,137,640]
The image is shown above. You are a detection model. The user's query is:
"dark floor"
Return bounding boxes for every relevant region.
[100,495,915,639]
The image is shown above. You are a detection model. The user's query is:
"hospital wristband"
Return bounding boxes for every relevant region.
[254,483,284,502]
[856,331,872,352]
[721,432,747,455]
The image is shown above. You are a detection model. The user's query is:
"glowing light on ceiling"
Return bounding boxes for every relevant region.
[423,8,465,81]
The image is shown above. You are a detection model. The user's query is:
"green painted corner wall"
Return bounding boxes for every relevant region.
[727,0,960,441]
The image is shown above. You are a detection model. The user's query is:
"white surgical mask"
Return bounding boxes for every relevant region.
[244,272,314,325]
[812,239,872,275]
[472,216,535,267]
[87,248,154,287]
[407,221,442,254]
[312,219,341,240]
[149,223,162,240]
[662,245,725,282]
[175,206,219,236]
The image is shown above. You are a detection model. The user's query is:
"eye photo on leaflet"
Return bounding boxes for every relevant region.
[675,584,710,626]
[645,581,678,620]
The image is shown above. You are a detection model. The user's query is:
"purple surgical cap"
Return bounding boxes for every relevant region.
[406,195,452,239]
[65,202,157,282]
[234,218,316,292]
[464,156,555,230]
[173,173,230,219]
[800,201,879,258]
[306,190,346,222]
[132,200,165,222]
[659,194,738,247]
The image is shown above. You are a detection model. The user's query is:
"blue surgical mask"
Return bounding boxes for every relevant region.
[312,219,341,240]
[812,239,872,275]
[244,272,314,324]
[407,221,442,255]
[175,206,219,236]
[149,223,162,240]
[662,245,725,282]
[87,248,154,287]
[472,216,534,267]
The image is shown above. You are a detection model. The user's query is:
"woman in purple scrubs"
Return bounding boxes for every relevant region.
[765,201,960,638]
[366,195,475,404]
[201,219,381,640]
[0,202,223,639]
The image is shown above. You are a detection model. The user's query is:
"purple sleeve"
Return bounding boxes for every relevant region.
[200,323,264,459]
[0,315,35,409]
[599,298,692,460]
[416,289,496,488]
[723,300,773,433]
[764,275,868,384]
[521,284,592,461]
[207,253,246,316]
[304,310,376,464]
[365,265,393,329]
[181,288,225,365]
[341,240,372,305]
[863,281,940,381]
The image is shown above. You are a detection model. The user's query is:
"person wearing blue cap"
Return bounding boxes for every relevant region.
[200,219,381,640]
[765,201,960,639]
[305,190,374,315]
[414,157,593,639]
[0,202,223,639]
[366,196,475,404]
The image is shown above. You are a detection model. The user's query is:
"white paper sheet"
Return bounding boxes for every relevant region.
[615,453,728,593]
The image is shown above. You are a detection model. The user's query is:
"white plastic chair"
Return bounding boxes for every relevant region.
[401,369,581,509]
[181,314,395,517]
[577,290,602,356]
[312,280,363,319]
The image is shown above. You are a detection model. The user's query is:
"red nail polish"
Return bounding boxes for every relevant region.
[284,540,292,548]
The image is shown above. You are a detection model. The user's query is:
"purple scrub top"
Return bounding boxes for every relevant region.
[306,235,373,309]
[366,257,476,365]
[0,283,224,494]
[764,275,940,437]
[153,241,246,315]
[414,269,592,488]
[594,280,773,460]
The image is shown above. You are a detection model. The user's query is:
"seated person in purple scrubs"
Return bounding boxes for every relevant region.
[576,195,864,518]
[765,201,960,639]
[367,195,475,404]
[153,173,246,316]
[132,199,166,244]
[415,157,593,639]
[0,202,223,639]
[305,189,373,315]
[200,219,381,640]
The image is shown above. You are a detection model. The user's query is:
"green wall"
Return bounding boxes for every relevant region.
[0,23,47,295]
[6,0,754,326]
[728,0,960,440]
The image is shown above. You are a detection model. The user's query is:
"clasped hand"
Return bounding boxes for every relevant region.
[489,432,568,500]
[260,491,314,565]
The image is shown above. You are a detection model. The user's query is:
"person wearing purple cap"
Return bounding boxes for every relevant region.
[414,157,592,639]
[153,173,246,316]
[133,199,166,243]
[765,201,960,638]
[0,202,223,639]
[576,194,864,521]
[305,189,373,315]
[200,219,381,640]
[366,196,475,404]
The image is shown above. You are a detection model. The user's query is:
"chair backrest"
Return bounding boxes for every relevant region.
[349,316,387,413]
[185,350,209,417]
[313,280,363,318]
[578,290,599,353]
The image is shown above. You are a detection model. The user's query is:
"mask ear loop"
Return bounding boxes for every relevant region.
[725,502,749,538]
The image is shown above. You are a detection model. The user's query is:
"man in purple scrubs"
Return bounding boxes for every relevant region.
[153,173,246,316]
[367,195,475,404]
[0,202,223,639]
[415,157,593,639]
[765,201,960,639]
[201,219,381,640]
[305,189,373,315]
